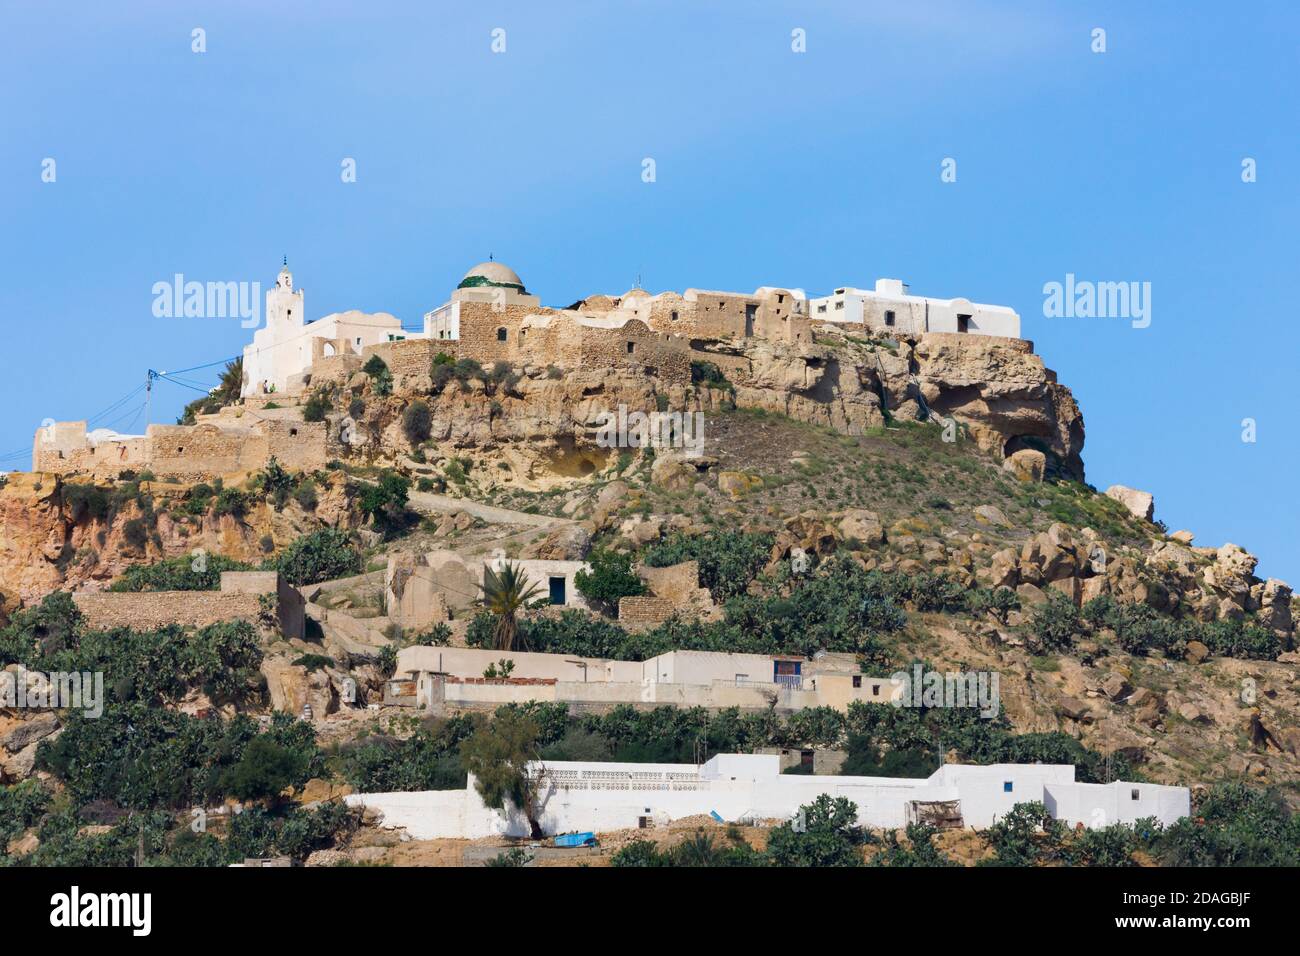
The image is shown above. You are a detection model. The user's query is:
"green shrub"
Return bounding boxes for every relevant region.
[1029,591,1082,652]
[274,529,362,586]
[402,400,432,444]
[109,553,252,592]
[642,530,773,601]
[302,392,331,423]
[61,483,112,522]
[574,548,645,611]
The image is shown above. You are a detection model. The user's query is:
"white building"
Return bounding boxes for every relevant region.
[808,278,1021,338]
[389,645,899,712]
[424,261,541,341]
[347,753,1190,840]
[241,263,405,396]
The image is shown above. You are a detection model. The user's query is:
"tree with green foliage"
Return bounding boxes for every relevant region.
[766,794,865,867]
[981,801,1067,866]
[480,561,543,651]
[1156,782,1300,866]
[574,547,645,613]
[356,471,412,533]
[642,530,773,601]
[461,709,547,839]
[257,456,295,510]
[274,528,362,585]
[870,823,956,867]
[221,735,311,804]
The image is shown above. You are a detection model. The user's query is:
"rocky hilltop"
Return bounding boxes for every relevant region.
[1,324,1297,867]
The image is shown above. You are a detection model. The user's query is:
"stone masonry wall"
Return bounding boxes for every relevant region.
[72,591,264,631]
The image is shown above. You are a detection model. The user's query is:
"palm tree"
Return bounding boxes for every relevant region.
[480,561,543,651]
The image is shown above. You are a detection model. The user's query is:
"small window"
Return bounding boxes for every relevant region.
[548,576,566,605]
[670,310,678,322]
[957,314,971,333]
[626,341,635,354]
[834,301,844,310]
[817,304,827,314]
[1131,788,1140,801]
[777,294,784,303]
[885,310,895,327]
[496,328,507,342]
[852,675,862,688]
[355,337,361,345]
[289,428,298,437]
[1003,781,1013,793]
[871,684,880,697]
[177,446,184,454]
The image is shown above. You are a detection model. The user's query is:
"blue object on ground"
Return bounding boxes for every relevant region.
[710,810,723,822]
[554,831,597,848]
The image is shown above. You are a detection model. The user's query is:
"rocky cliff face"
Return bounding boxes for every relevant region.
[0,472,356,609]
[0,331,1086,609]
[704,330,1084,478]
[346,330,1083,484]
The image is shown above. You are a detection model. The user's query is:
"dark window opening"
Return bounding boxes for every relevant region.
[496,327,507,341]
[1131,789,1140,800]
[626,341,635,354]
[548,576,566,605]
[1003,781,1013,793]
[885,310,895,327]
[852,675,862,688]
[957,314,971,333]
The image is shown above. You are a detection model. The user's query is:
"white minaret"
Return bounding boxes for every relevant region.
[242,258,308,397]
[265,258,304,329]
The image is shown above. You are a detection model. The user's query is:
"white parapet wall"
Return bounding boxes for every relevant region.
[347,753,1190,840]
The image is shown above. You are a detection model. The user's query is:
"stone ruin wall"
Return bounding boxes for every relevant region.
[71,571,304,638]
[33,419,329,481]
[577,320,690,386]
[72,590,264,631]
[363,339,444,394]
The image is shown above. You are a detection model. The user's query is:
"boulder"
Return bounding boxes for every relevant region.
[1016,582,1048,606]
[1170,530,1195,545]
[1101,674,1130,701]
[1056,696,1092,722]
[1105,485,1154,522]
[1002,449,1046,483]
[837,509,885,547]
[625,517,664,547]
[650,455,697,492]
[973,505,1012,528]
[261,656,338,718]
[521,523,591,561]
[717,471,763,499]
[1184,640,1210,664]
[1,712,60,752]
[5,832,38,858]
[988,548,1020,588]
[595,480,628,510]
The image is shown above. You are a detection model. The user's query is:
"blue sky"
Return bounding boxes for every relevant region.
[2,1,1296,582]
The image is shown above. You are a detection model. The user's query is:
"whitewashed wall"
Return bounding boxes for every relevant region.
[347,756,1191,840]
